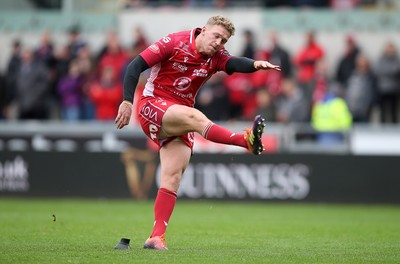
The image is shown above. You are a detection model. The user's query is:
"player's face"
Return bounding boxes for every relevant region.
[199,25,231,56]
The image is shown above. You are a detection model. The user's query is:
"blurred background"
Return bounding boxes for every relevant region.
[0,0,399,203]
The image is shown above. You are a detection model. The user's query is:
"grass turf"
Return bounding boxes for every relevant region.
[0,198,399,264]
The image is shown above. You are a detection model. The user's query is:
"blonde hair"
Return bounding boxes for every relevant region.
[206,15,235,37]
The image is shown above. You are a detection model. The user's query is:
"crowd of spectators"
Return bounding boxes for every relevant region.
[0,25,149,122]
[0,25,399,127]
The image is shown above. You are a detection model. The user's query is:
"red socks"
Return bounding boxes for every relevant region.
[151,188,177,238]
[202,122,247,148]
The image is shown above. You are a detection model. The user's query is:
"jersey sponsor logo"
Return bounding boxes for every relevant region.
[173,77,191,91]
[141,105,159,122]
[172,62,188,73]
[149,44,160,54]
[192,69,208,77]
[178,41,190,52]
[176,41,192,55]
[155,99,168,106]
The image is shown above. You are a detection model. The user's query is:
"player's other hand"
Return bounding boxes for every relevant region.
[254,60,281,71]
[115,101,133,129]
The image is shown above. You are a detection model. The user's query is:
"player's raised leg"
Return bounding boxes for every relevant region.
[161,105,266,154]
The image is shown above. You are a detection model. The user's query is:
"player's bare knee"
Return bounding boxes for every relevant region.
[184,111,209,130]
[162,173,181,191]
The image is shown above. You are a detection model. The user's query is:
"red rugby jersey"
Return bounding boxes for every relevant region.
[139,28,233,107]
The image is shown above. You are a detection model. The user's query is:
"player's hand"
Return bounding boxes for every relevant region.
[254,60,281,71]
[115,101,133,129]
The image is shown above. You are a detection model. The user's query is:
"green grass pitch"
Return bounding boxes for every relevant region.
[0,198,399,264]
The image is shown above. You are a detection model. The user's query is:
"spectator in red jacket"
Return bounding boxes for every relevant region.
[89,66,122,120]
[293,31,324,102]
[97,32,128,83]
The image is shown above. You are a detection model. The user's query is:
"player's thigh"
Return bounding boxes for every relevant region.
[162,104,210,136]
[159,139,191,190]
